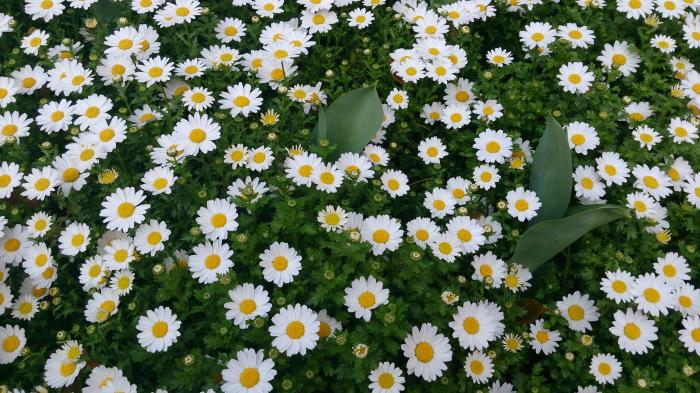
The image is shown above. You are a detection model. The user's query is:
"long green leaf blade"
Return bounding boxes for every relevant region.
[509,204,630,271]
[318,86,383,157]
[529,115,572,224]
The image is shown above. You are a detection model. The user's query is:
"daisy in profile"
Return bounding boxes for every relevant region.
[344,275,390,321]
[401,323,452,382]
[269,303,320,356]
[260,241,302,287]
[361,215,404,255]
[556,291,600,332]
[219,83,263,117]
[406,217,439,249]
[0,324,25,364]
[136,306,181,352]
[589,353,622,385]
[174,113,221,156]
[485,48,513,67]
[227,176,269,203]
[364,144,390,166]
[247,146,275,172]
[464,350,494,384]
[188,239,234,284]
[626,191,659,219]
[221,348,277,393]
[683,173,700,208]
[597,41,640,76]
[100,187,150,232]
[631,273,672,316]
[0,283,12,315]
[529,319,561,354]
[196,198,239,240]
[317,205,348,232]
[558,62,594,94]
[79,257,107,291]
[134,220,170,256]
[596,152,630,185]
[446,177,471,205]
[473,129,512,164]
[224,283,272,328]
[381,170,410,198]
[625,101,653,122]
[336,152,374,182]
[609,308,658,354]
[679,316,700,354]
[506,187,541,222]
[449,300,504,350]
[418,137,448,164]
[368,362,405,393]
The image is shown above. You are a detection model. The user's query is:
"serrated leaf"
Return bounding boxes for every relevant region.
[509,204,630,271]
[315,86,383,158]
[529,115,572,224]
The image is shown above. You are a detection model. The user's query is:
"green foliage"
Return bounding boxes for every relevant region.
[312,86,383,158]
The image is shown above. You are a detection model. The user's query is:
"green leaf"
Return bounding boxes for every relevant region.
[509,204,630,271]
[528,115,572,224]
[311,106,328,141]
[315,86,383,157]
[92,0,121,23]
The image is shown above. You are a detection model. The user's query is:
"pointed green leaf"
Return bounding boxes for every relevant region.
[529,115,572,224]
[509,204,630,271]
[312,106,328,141]
[316,86,383,157]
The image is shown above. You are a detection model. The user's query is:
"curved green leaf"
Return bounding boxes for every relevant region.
[509,204,630,271]
[316,86,383,157]
[311,106,328,141]
[529,115,572,224]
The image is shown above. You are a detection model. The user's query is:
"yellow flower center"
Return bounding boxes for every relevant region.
[358,291,376,308]
[272,256,288,271]
[623,323,641,339]
[210,213,227,228]
[240,368,260,388]
[117,202,135,218]
[567,305,585,321]
[151,321,169,338]
[189,128,206,143]
[463,317,480,334]
[204,254,221,269]
[286,321,305,339]
[414,342,434,362]
[372,229,390,244]
[239,299,256,314]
